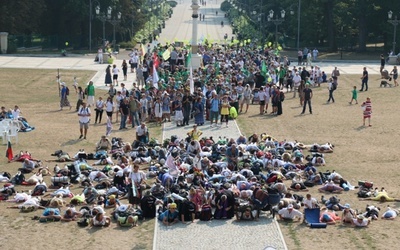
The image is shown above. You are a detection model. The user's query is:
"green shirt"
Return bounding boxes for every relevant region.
[87,85,95,96]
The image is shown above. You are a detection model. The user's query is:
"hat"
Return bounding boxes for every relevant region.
[118,204,128,213]
[108,170,115,177]
[344,203,350,209]
[116,170,123,177]
[287,204,294,209]
[109,195,116,200]
[94,206,105,214]
[154,146,161,151]
[60,82,66,86]
[169,203,177,209]
[357,215,364,220]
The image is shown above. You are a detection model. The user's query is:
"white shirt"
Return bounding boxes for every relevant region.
[293,75,301,86]
[105,101,114,112]
[112,67,119,75]
[78,107,91,123]
[140,98,148,111]
[136,126,148,136]
[96,100,104,110]
[278,208,303,219]
[303,197,318,209]
[129,170,146,184]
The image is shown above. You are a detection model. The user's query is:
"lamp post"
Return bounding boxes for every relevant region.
[297,0,301,50]
[388,11,400,54]
[107,11,122,52]
[267,9,286,49]
[95,5,111,48]
[191,0,202,68]
[89,0,100,51]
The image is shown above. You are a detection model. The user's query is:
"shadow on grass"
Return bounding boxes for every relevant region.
[355,125,367,131]
[61,139,81,146]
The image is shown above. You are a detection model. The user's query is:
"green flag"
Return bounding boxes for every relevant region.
[261,60,267,77]
[185,53,192,68]
[215,61,220,76]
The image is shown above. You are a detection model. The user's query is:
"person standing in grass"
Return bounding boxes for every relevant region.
[78,102,91,139]
[86,81,95,107]
[361,97,372,127]
[349,86,358,104]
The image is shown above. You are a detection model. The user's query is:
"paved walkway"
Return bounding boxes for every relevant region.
[153,116,287,250]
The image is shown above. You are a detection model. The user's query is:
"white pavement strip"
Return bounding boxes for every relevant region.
[162,116,242,142]
[154,219,287,250]
[153,115,288,250]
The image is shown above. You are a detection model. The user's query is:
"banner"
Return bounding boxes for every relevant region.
[6,140,13,161]
[190,67,194,94]
[153,64,159,89]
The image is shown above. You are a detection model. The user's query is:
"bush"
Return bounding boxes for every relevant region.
[7,39,18,53]
[107,57,114,64]
[221,1,230,11]
[119,41,137,49]
[168,1,177,7]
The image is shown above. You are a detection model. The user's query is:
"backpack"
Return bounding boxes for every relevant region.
[331,81,337,90]
[140,195,157,218]
[66,87,70,96]
[12,172,25,185]
[199,204,212,221]
[280,92,285,102]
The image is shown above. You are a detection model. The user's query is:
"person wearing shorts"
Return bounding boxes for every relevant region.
[78,102,91,139]
[240,84,252,113]
[112,64,119,86]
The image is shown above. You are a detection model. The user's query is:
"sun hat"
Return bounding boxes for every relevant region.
[287,204,294,209]
[357,215,364,220]
[344,203,350,209]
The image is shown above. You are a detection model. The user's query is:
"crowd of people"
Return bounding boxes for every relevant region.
[1,42,398,234]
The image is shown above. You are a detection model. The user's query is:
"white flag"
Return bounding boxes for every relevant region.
[190,67,194,94]
[153,64,159,89]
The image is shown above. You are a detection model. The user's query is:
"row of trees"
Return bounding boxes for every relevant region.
[0,0,173,51]
[223,0,400,52]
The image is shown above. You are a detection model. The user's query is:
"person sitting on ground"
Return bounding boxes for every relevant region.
[104,194,120,209]
[113,204,139,227]
[9,151,39,163]
[289,174,309,192]
[39,207,62,222]
[351,214,370,227]
[18,159,36,174]
[319,208,341,225]
[303,193,318,209]
[318,180,344,193]
[237,206,257,221]
[61,206,82,222]
[341,203,356,223]
[96,135,112,151]
[359,188,400,202]
[91,206,111,227]
[7,196,45,210]
[278,204,303,221]
[158,202,179,226]
[381,206,399,220]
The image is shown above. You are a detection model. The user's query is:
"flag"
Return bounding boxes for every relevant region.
[162,48,171,61]
[153,64,159,89]
[106,117,112,136]
[215,61,220,76]
[261,60,267,77]
[185,52,192,68]
[189,67,194,94]
[6,140,13,161]
[141,43,146,59]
